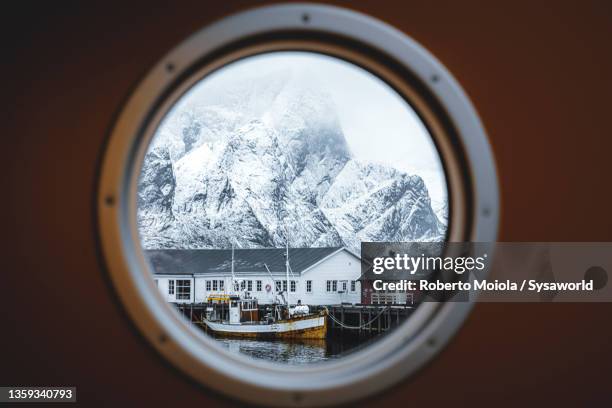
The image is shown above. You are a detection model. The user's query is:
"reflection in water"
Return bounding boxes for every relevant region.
[217,338,327,364]
[214,334,379,365]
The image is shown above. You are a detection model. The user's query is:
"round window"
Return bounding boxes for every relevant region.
[98,4,498,406]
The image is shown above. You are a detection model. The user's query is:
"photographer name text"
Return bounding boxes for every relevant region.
[373,279,594,293]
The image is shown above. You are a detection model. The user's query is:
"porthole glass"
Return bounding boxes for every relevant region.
[98,4,499,406]
[138,51,449,364]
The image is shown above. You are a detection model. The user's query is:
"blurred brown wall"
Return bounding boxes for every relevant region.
[2,1,611,406]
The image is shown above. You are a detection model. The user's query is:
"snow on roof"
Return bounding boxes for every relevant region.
[147,247,355,276]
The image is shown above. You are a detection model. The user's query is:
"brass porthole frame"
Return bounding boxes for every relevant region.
[97,3,499,407]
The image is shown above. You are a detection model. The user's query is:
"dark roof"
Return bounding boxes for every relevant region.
[146,247,349,276]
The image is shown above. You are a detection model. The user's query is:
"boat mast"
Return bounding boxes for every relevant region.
[285,238,289,307]
[231,242,236,293]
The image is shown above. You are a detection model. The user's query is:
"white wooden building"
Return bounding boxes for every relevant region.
[147,247,362,306]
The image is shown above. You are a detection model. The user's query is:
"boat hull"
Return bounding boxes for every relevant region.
[203,314,327,339]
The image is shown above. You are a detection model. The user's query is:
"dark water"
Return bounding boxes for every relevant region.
[213,333,380,364]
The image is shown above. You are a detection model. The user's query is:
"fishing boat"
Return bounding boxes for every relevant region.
[203,296,327,339]
[201,243,327,339]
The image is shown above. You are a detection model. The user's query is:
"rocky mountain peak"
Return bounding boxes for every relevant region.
[137,73,445,252]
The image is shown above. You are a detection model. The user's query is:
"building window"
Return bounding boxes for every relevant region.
[326,280,338,292]
[168,280,175,295]
[240,281,246,290]
[154,279,158,287]
[212,280,218,291]
[176,279,191,300]
[282,281,287,292]
[247,280,253,291]
[341,281,347,292]
[206,280,211,291]
[219,280,224,291]
[290,280,296,293]
[351,280,356,292]
[306,280,312,293]
[275,281,282,292]
[256,280,262,292]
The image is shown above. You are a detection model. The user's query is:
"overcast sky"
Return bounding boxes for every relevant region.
[171,51,447,206]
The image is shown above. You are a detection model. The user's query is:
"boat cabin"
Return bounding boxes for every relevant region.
[206,294,260,324]
[230,298,259,324]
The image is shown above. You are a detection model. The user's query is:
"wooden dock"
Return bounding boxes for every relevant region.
[315,304,414,334]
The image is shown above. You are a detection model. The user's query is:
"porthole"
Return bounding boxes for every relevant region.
[97,4,499,407]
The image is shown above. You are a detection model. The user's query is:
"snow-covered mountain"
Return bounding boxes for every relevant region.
[137,71,446,253]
